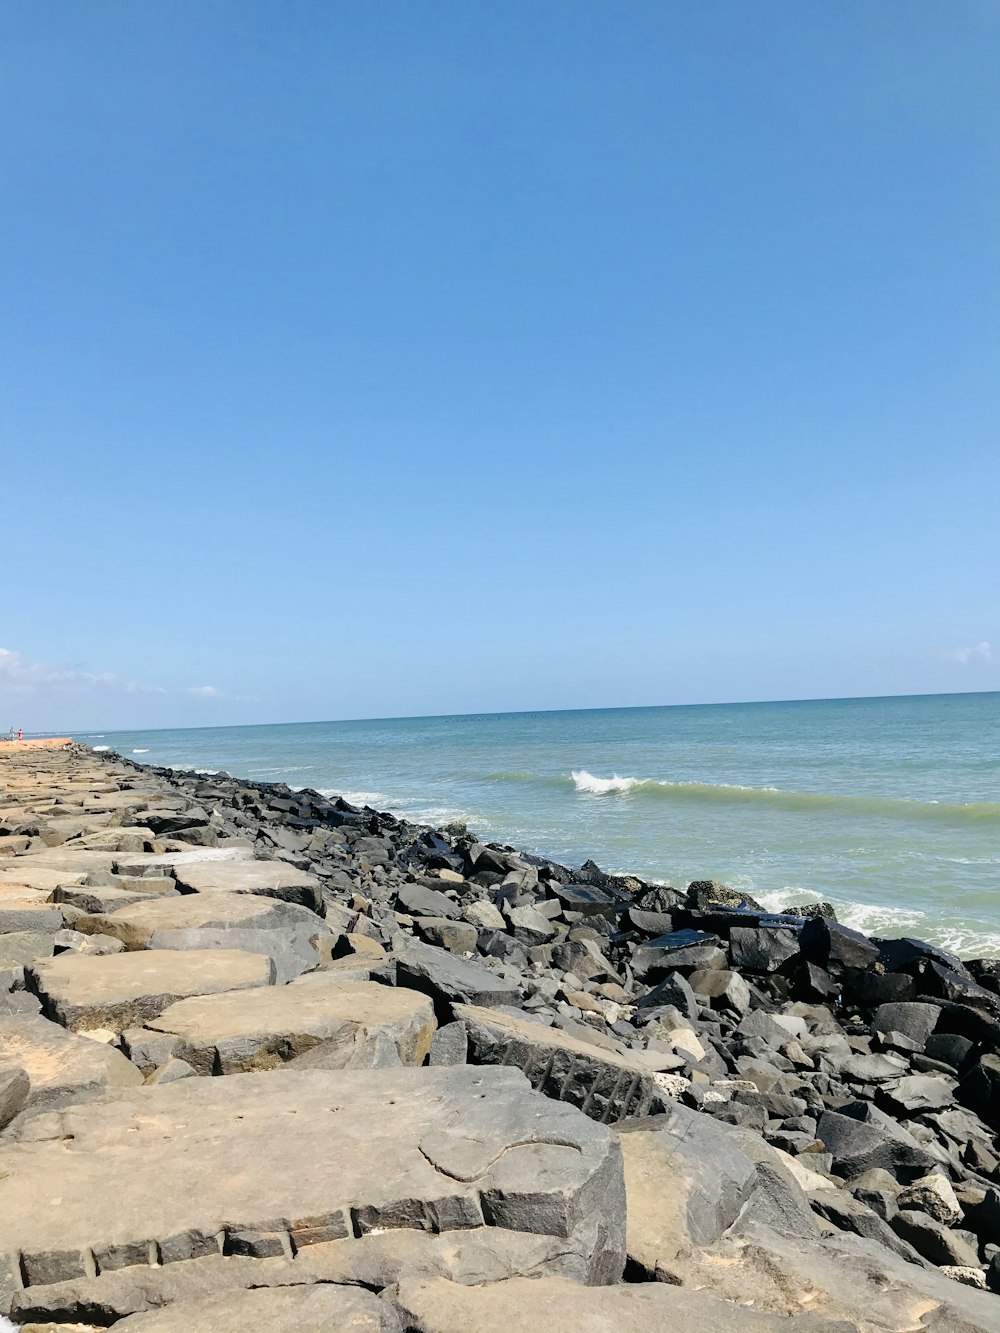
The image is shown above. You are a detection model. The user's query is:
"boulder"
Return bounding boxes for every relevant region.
[871,1002,941,1052]
[144,975,435,1073]
[107,1282,401,1331]
[456,1003,686,1122]
[168,859,323,913]
[145,922,330,985]
[72,892,323,950]
[395,940,520,1016]
[28,949,274,1032]
[0,1066,625,1304]
[392,1275,850,1332]
[817,1103,944,1182]
[616,1106,758,1277]
[0,1014,141,1113]
[729,925,800,973]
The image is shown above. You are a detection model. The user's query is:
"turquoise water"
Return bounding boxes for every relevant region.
[84,692,1000,958]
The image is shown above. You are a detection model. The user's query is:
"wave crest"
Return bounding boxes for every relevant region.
[490,769,1000,826]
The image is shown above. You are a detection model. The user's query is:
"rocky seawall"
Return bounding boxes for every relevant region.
[0,742,997,1331]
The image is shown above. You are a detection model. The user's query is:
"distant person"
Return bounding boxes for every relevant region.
[17,729,22,742]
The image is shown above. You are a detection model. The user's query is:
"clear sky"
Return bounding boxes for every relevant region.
[2,2,998,730]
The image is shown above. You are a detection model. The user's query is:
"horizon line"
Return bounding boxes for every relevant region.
[49,685,1000,737]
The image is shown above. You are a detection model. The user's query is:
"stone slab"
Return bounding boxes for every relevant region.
[456,1003,687,1122]
[110,1284,400,1331]
[73,892,323,951]
[392,1276,853,1332]
[11,1228,596,1324]
[0,1066,625,1303]
[0,889,63,935]
[145,975,435,1073]
[0,1014,142,1114]
[28,949,274,1032]
[169,858,323,912]
[145,923,330,985]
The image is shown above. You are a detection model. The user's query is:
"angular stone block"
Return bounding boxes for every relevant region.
[28,949,274,1032]
[0,1067,625,1301]
[392,1275,851,1332]
[74,891,322,951]
[0,1014,142,1114]
[169,859,322,912]
[109,1283,401,1331]
[456,1003,687,1122]
[145,975,435,1073]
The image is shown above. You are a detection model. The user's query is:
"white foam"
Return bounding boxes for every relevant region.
[91,745,111,752]
[194,767,219,776]
[132,748,150,754]
[571,769,640,794]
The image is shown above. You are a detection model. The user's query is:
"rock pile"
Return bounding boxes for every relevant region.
[0,742,997,1330]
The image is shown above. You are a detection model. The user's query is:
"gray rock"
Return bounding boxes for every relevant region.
[817,1102,945,1181]
[428,1021,468,1066]
[891,1209,981,1268]
[392,1275,855,1332]
[146,922,331,984]
[689,968,751,1014]
[412,917,477,954]
[457,1002,686,1122]
[0,1067,29,1130]
[169,858,323,912]
[74,890,325,950]
[144,975,435,1073]
[109,1282,401,1331]
[28,948,274,1032]
[0,1066,626,1298]
[0,1013,142,1114]
[872,1001,941,1051]
[396,883,460,919]
[395,940,520,1016]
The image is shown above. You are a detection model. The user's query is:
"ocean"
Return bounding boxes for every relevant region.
[81,692,1000,959]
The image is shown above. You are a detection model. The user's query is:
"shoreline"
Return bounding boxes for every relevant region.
[0,741,997,1325]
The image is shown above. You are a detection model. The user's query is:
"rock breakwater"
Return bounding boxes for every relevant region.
[0,742,997,1330]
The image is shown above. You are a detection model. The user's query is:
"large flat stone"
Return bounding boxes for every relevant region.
[456,1003,687,1122]
[28,949,274,1032]
[0,1066,625,1306]
[146,922,330,985]
[392,1275,853,1332]
[0,888,63,935]
[169,858,323,911]
[0,1013,142,1115]
[145,975,435,1073]
[110,1283,400,1331]
[73,891,323,950]
[12,1228,594,1324]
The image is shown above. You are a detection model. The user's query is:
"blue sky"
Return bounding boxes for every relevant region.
[2,2,998,730]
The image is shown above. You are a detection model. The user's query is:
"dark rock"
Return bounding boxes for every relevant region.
[809,1190,927,1265]
[685,880,763,912]
[395,941,520,1019]
[623,907,674,936]
[925,1032,975,1072]
[817,1103,943,1181]
[729,926,800,974]
[891,1210,981,1268]
[395,884,461,920]
[799,917,879,971]
[632,930,724,979]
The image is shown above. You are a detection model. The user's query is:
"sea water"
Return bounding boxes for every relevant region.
[86,692,1000,958]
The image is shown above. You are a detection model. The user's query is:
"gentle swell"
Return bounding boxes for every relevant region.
[485,769,1000,826]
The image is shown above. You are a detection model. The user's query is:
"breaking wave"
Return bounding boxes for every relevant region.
[132,748,150,754]
[483,769,1000,826]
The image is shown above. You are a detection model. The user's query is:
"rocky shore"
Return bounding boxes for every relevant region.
[0,741,998,1331]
